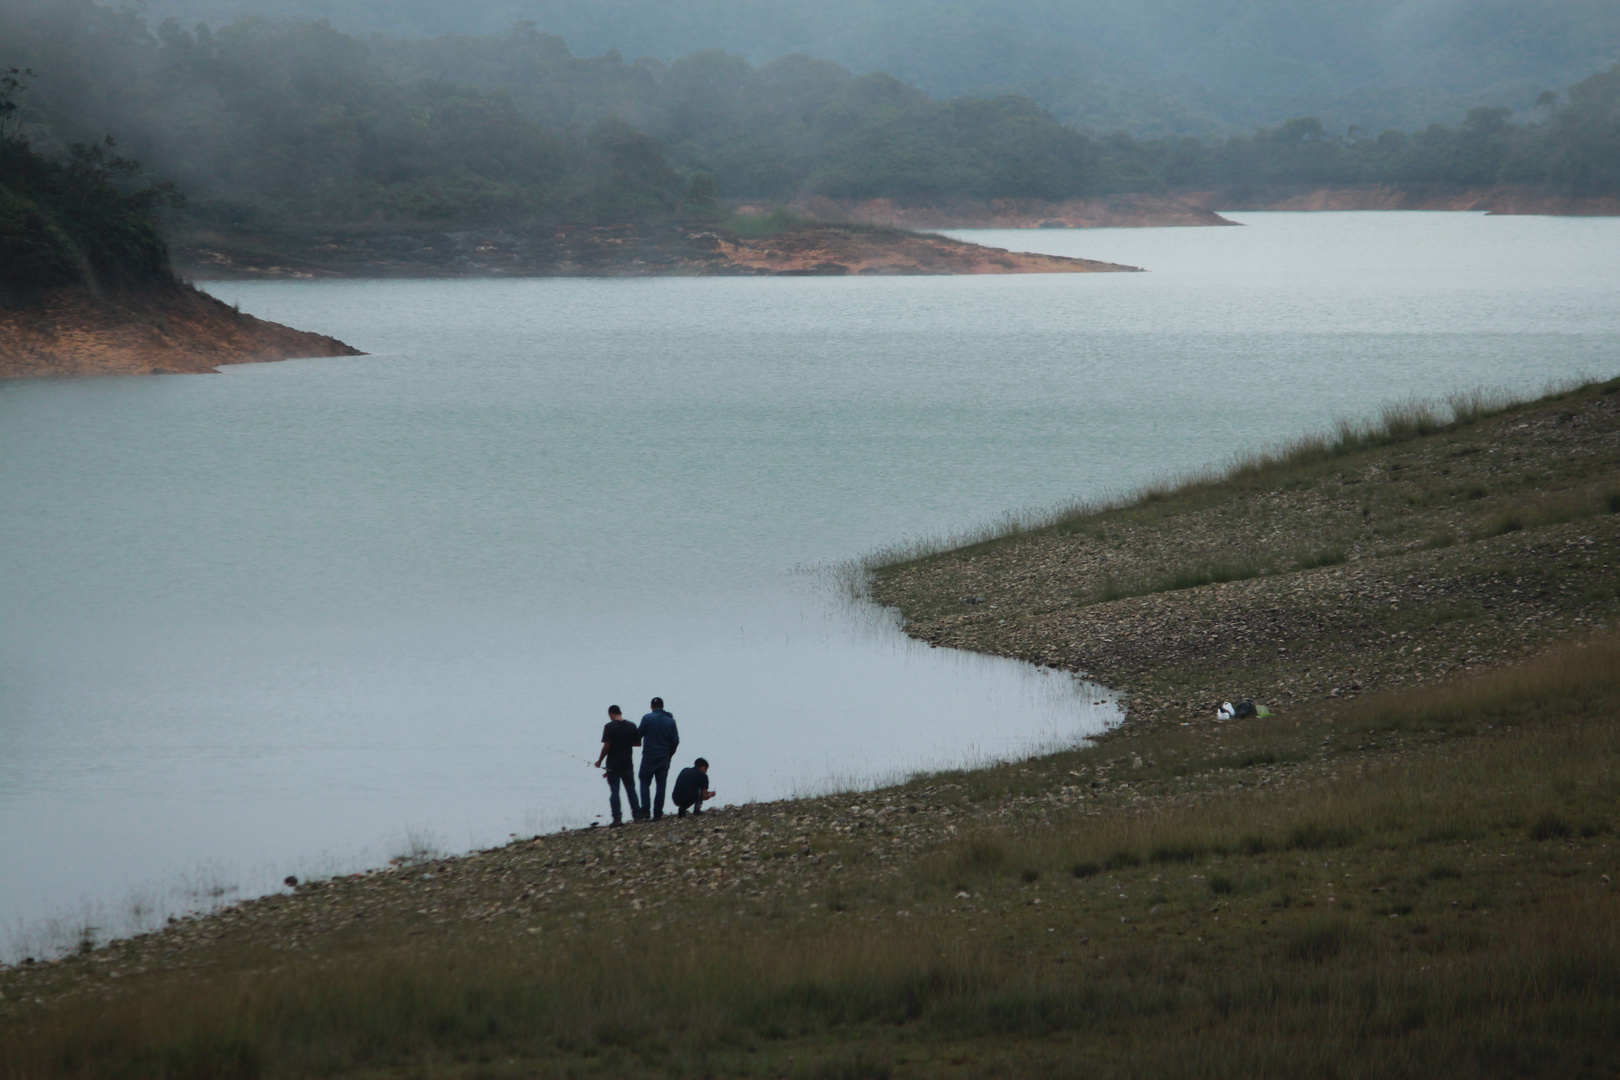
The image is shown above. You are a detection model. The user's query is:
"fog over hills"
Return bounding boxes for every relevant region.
[136,0,1620,135]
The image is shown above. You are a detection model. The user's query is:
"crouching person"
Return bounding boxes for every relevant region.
[673,758,715,817]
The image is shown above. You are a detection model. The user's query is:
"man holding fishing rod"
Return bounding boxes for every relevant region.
[593,705,643,826]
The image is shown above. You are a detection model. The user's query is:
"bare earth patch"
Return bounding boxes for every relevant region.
[0,283,362,378]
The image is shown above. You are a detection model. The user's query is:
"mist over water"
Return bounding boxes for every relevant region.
[2,212,1617,957]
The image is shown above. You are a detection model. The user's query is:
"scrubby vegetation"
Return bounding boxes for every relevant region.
[1129,65,1620,197]
[1,634,1614,1078]
[869,376,1620,736]
[0,69,179,296]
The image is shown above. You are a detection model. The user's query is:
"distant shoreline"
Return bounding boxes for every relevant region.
[788,187,1620,229]
[1180,184,1620,216]
[174,221,1142,282]
[170,190,1618,289]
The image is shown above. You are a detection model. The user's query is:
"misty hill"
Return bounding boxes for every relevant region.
[134,0,1620,136]
[0,3,1106,218]
[2,4,700,225]
[4,0,1618,235]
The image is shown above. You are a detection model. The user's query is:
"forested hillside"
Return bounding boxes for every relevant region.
[134,0,1620,136]
[0,3,1104,219]
[1139,65,1620,198]
[3,0,1619,232]
[0,69,177,295]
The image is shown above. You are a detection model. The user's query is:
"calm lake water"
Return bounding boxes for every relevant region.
[2,212,1617,956]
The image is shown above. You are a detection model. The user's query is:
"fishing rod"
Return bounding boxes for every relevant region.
[540,745,602,769]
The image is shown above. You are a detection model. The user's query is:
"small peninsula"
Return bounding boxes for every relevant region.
[870,379,1620,729]
[0,282,361,378]
[0,128,360,379]
[174,219,1141,281]
[4,380,1615,1079]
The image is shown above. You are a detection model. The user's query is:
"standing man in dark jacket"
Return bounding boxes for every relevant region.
[593,705,642,826]
[637,697,680,820]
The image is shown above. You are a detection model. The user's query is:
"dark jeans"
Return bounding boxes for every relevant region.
[676,793,706,817]
[605,767,641,823]
[639,758,671,819]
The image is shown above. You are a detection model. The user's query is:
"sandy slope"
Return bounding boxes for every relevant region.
[0,283,362,378]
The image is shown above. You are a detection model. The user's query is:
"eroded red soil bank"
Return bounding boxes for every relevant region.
[0,283,361,378]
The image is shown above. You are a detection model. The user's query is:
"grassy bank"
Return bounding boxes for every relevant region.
[2,636,1615,1078]
[870,376,1620,728]
[3,381,1616,1078]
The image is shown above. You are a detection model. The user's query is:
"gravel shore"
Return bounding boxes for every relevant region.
[872,380,1620,733]
[4,381,1615,1074]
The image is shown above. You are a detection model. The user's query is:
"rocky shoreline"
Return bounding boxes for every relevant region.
[2,386,1614,1078]
[870,380,1620,734]
[0,282,362,379]
[0,710,1437,978]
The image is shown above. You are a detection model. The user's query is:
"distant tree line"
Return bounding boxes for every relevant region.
[132,0,1620,138]
[1114,67,1620,198]
[2,0,1618,234]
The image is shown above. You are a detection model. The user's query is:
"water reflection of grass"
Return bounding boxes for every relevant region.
[5,636,1615,1078]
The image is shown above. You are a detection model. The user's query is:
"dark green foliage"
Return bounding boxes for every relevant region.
[1111,66,1620,198]
[724,207,813,237]
[0,185,79,290]
[581,115,686,217]
[1,69,177,292]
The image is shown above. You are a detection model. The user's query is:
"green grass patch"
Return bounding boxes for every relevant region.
[723,208,812,238]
